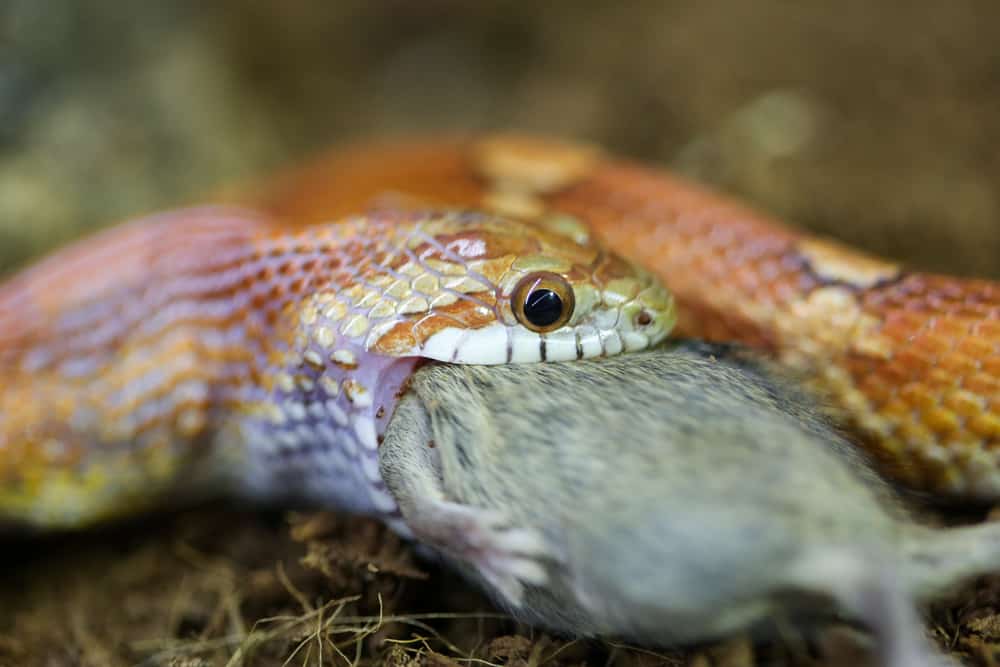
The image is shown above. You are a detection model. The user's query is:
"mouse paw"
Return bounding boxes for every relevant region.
[409,501,553,607]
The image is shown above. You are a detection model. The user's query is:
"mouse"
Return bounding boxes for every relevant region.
[380,342,999,667]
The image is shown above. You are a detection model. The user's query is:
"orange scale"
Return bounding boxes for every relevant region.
[922,406,962,437]
[897,382,940,412]
[968,413,1000,442]
[880,397,915,419]
[890,346,938,375]
[973,319,1000,339]
[892,418,936,447]
[863,384,896,410]
[880,310,930,337]
[980,355,1000,377]
[955,336,994,360]
[923,366,963,389]
[943,389,988,419]
[928,316,974,339]
[937,351,980,377]
[961,372,1000,395]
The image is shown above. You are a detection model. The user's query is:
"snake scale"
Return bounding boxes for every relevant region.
[0,134,997,531]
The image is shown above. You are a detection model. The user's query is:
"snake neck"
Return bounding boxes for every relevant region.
[233,348,420,518]
[215,226,434,519]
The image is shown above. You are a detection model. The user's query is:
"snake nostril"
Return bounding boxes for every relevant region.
[635,310,653,327]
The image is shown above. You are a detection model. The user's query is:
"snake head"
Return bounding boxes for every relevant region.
[289,210,674,364]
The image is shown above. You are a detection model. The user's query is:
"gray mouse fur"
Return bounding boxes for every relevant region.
[380,342,1000,666]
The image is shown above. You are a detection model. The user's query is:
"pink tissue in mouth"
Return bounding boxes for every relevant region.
[372,356,425,441]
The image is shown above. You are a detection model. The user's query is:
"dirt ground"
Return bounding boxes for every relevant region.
[2,2,1000,665]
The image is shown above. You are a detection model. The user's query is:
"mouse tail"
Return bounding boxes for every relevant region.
[901,520,1000,602]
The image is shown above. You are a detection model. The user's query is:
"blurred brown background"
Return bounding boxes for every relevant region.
[2,4,1000,664]
[2,0,998,277]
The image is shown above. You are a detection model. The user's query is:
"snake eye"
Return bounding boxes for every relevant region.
[513,272,575,333]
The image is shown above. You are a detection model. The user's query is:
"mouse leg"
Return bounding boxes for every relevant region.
[379,394,555,607]
[399,498,552,606]
[788,550,957,667]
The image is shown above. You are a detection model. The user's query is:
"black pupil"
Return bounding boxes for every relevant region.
[523,288,564,327]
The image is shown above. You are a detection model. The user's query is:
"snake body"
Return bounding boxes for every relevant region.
[0,205,672,527]
[255,135,1000,499]
[2,133,998,528]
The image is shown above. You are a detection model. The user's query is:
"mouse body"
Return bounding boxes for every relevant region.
[381,343,998,666]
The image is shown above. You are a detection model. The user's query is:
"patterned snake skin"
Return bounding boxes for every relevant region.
[254,135,1000,500]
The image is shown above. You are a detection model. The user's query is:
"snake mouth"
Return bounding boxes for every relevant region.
[372,356,430,442]
[418,322,663,364]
